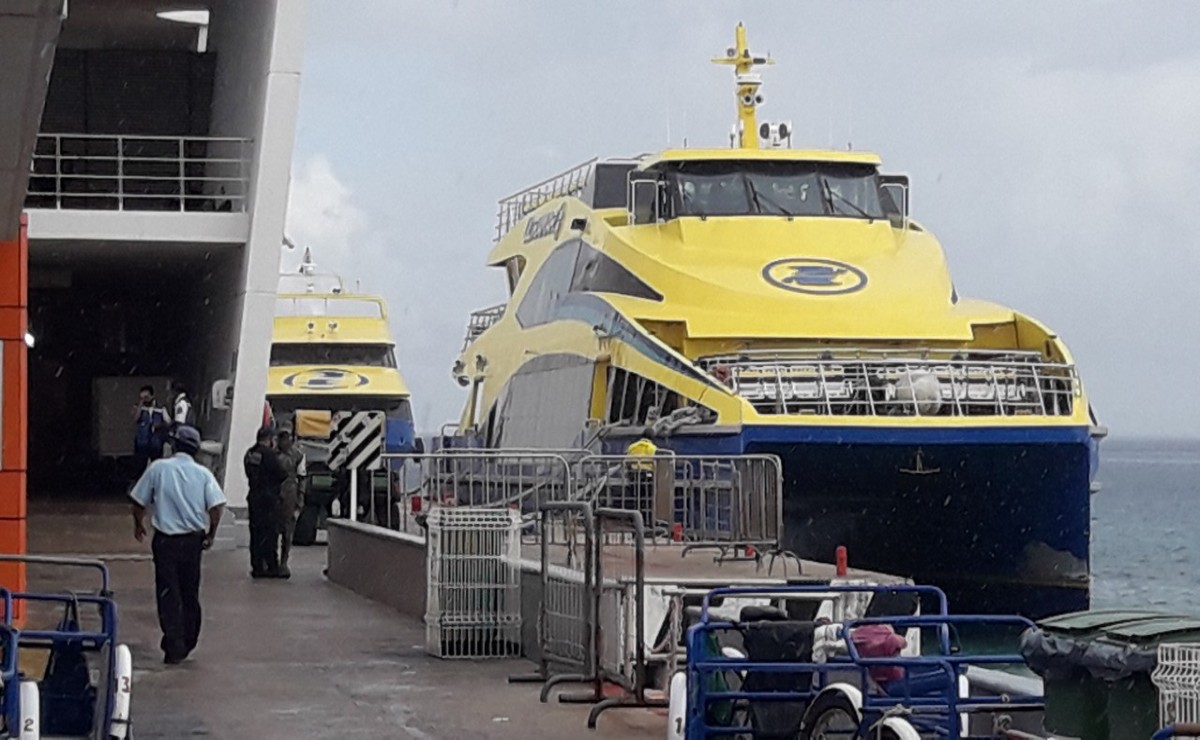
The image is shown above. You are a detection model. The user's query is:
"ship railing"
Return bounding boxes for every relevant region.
[494,157,597,241]
[26,133,252,213]
[698,352,1079,417]
[462,303,506,349]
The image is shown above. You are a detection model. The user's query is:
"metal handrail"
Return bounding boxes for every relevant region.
[702,352,1079,417]
[463,303,506,349]
[494,157,596,241]
[27,133,253,213]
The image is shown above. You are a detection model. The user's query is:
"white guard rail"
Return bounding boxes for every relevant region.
[27,133,252,213]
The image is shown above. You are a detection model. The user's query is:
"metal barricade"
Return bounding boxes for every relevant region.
[508,501,598,700]
[563,508,664,728]
[572,454,784,555]
[424,507,523,659]
[369,451,576,536]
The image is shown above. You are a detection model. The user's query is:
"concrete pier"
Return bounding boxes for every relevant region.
[27,500,663,738]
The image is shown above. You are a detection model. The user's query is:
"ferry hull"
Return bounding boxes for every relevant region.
[621,425,1094,620]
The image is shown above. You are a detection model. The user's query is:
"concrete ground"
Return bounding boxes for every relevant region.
[26,499,665,739]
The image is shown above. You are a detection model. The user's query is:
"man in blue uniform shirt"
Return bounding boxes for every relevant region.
[129,425,226,664]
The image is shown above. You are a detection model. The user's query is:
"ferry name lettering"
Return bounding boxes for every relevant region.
[523,205,566,243]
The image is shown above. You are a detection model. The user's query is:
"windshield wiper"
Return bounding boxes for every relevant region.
[747,179,796,217]
[821,177,874,222]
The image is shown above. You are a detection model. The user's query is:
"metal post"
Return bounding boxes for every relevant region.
[349,467,358,522]
[53,135,62,209]
[117,136,124,210]
[178,137,185,212]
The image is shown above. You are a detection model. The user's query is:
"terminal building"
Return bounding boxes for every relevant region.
[0,0,309,576]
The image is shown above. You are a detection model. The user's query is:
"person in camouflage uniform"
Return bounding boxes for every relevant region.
[275,430,308,578]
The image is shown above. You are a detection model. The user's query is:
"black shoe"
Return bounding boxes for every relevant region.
[277,565,291,579]
[164,653,185,665]
[251,570,269,579]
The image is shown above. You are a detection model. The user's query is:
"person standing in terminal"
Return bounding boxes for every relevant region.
[171,382,196,431]
[275,430,307,578]
[132,385,169,478]
[129,425,226,665]
[244,426,287,579]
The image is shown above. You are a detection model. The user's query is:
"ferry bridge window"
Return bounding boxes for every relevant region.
[667,161,884,220]
[269,343,397,367]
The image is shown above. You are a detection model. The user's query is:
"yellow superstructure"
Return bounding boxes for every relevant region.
[270,291,411,400]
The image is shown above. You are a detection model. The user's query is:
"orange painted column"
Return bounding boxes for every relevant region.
[0,214,28,619]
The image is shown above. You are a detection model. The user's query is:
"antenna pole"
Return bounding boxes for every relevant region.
[711,23,773,149]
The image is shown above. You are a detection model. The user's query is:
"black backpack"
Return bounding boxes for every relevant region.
[41,598,98,735]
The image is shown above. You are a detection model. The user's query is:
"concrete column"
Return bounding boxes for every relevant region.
[222,0,308,508]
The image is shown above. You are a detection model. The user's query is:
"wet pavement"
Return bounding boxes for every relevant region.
[26,499,665,739]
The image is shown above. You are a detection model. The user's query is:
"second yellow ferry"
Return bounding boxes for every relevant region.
[452,25,1104,618]
[268,249,419,465]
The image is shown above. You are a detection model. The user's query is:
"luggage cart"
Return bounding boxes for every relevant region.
[674,584,1043,740]
[0,555,133,740]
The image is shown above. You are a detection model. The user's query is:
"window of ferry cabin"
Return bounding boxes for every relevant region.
[665,160,886,220]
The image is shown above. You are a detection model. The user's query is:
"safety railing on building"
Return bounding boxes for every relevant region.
[26,133,252,213]
[494,158,596,241]
[699,348,1078,417]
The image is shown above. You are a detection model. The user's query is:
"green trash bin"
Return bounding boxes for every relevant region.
[1097,616,1200,740]
[1021,609,1200,740]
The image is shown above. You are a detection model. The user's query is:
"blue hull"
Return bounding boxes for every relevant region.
[608,424,1096,620]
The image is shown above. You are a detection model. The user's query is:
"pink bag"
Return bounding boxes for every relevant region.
[850,624,908,684]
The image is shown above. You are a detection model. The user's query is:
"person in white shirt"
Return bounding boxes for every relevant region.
[162,383,196,457]
[172,382,195,427]
[129,425,226,664]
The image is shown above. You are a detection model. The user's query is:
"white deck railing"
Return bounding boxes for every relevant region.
[463,303,506,349]
[494,158,596,242]
[26,134,252,213]
[698,349,1079,417]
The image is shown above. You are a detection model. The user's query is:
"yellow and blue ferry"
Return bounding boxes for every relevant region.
[452,25,1104,618]
[268,249,418,464]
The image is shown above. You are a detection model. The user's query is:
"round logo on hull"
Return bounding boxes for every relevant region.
[282,368,370,392]
[762,258,868,295]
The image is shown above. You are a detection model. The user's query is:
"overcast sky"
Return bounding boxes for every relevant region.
[285,1,1200,439]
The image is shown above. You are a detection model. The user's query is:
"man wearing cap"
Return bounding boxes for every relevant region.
[129,425,226,665]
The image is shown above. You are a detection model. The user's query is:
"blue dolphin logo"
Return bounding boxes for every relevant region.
[782,265,848,286]
[763,258,868,295]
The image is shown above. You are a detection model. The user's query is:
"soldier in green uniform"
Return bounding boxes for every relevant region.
[276,430,308,577]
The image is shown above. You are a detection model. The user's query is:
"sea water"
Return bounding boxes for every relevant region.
[1092,437,1200,612]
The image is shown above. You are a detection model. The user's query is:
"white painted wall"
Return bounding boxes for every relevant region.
[208,0,308,506]
[25,211,248,243]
